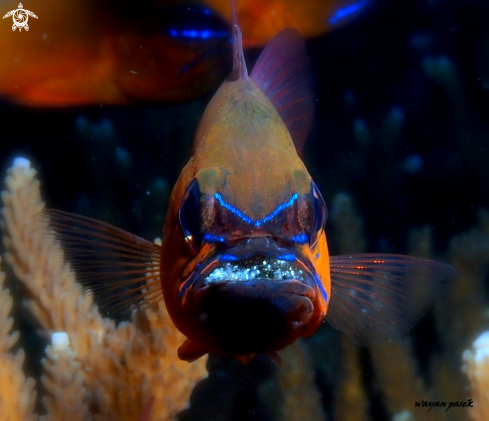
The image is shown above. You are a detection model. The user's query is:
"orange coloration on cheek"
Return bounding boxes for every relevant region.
[311,230,332,316]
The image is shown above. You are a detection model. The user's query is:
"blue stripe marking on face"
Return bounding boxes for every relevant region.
[316,274,328,302]
[203,233,225,243]
[214,192,254,225]
[292,233,308,244]
[220,254,239,261]
[214,192,298,228]
[277,254,297,261]
[259,193,298,226]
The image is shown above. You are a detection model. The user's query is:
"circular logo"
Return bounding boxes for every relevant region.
[13,9,27,27]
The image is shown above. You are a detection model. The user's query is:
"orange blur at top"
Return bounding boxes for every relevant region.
[0,0,232,106]
[203,0,369,47]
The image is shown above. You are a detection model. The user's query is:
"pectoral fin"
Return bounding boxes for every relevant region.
[327,254,456,345]
[41,209,162,314]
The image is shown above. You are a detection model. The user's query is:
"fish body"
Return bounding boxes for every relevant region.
[0,0,231,105]
[45,10,455,363]
[160,52,330,360]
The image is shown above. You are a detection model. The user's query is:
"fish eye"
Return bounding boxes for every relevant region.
[309,182,327,247]
[179,179,202,253]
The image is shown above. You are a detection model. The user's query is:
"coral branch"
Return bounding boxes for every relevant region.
[1,159,207,420]
[462,332,489,421]
[0,255,37,421]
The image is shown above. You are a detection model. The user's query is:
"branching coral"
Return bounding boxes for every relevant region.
[0,159,207,420]
[431,210,489,413]
[327,192,475,421]
[462,331,489,421]
[1,161,484,421]
[0,255,37,421]
[369,227,447,421]
[275,340,327,421]
[334,336,369,421]
[329,193,370,421]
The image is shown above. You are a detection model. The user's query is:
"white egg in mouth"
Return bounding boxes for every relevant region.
[204,257,306,285]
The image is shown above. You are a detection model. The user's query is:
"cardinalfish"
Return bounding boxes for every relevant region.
[205,0,370,47]
[44,9,455,363]
[0,0,231,105]
[1,0,369,106]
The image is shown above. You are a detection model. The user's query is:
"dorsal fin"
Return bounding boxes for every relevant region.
[228,24,248,81]
[250,29,314,155]
[227,0,248,81]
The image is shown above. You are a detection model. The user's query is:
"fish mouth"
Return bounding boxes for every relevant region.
[179,237,322,355]
[182,241,317,295]
[183,236,318,293]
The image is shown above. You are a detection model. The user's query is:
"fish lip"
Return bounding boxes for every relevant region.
[195,279,316,300]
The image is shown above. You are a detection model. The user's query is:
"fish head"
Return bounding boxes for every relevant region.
[163,163,331,361]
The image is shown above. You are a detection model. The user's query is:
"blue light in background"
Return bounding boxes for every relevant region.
[167,28,229,40]
[329,0,367,25]
[184,30,199,38]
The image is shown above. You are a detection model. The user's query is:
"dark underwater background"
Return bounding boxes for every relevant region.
[1,0,488,420]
